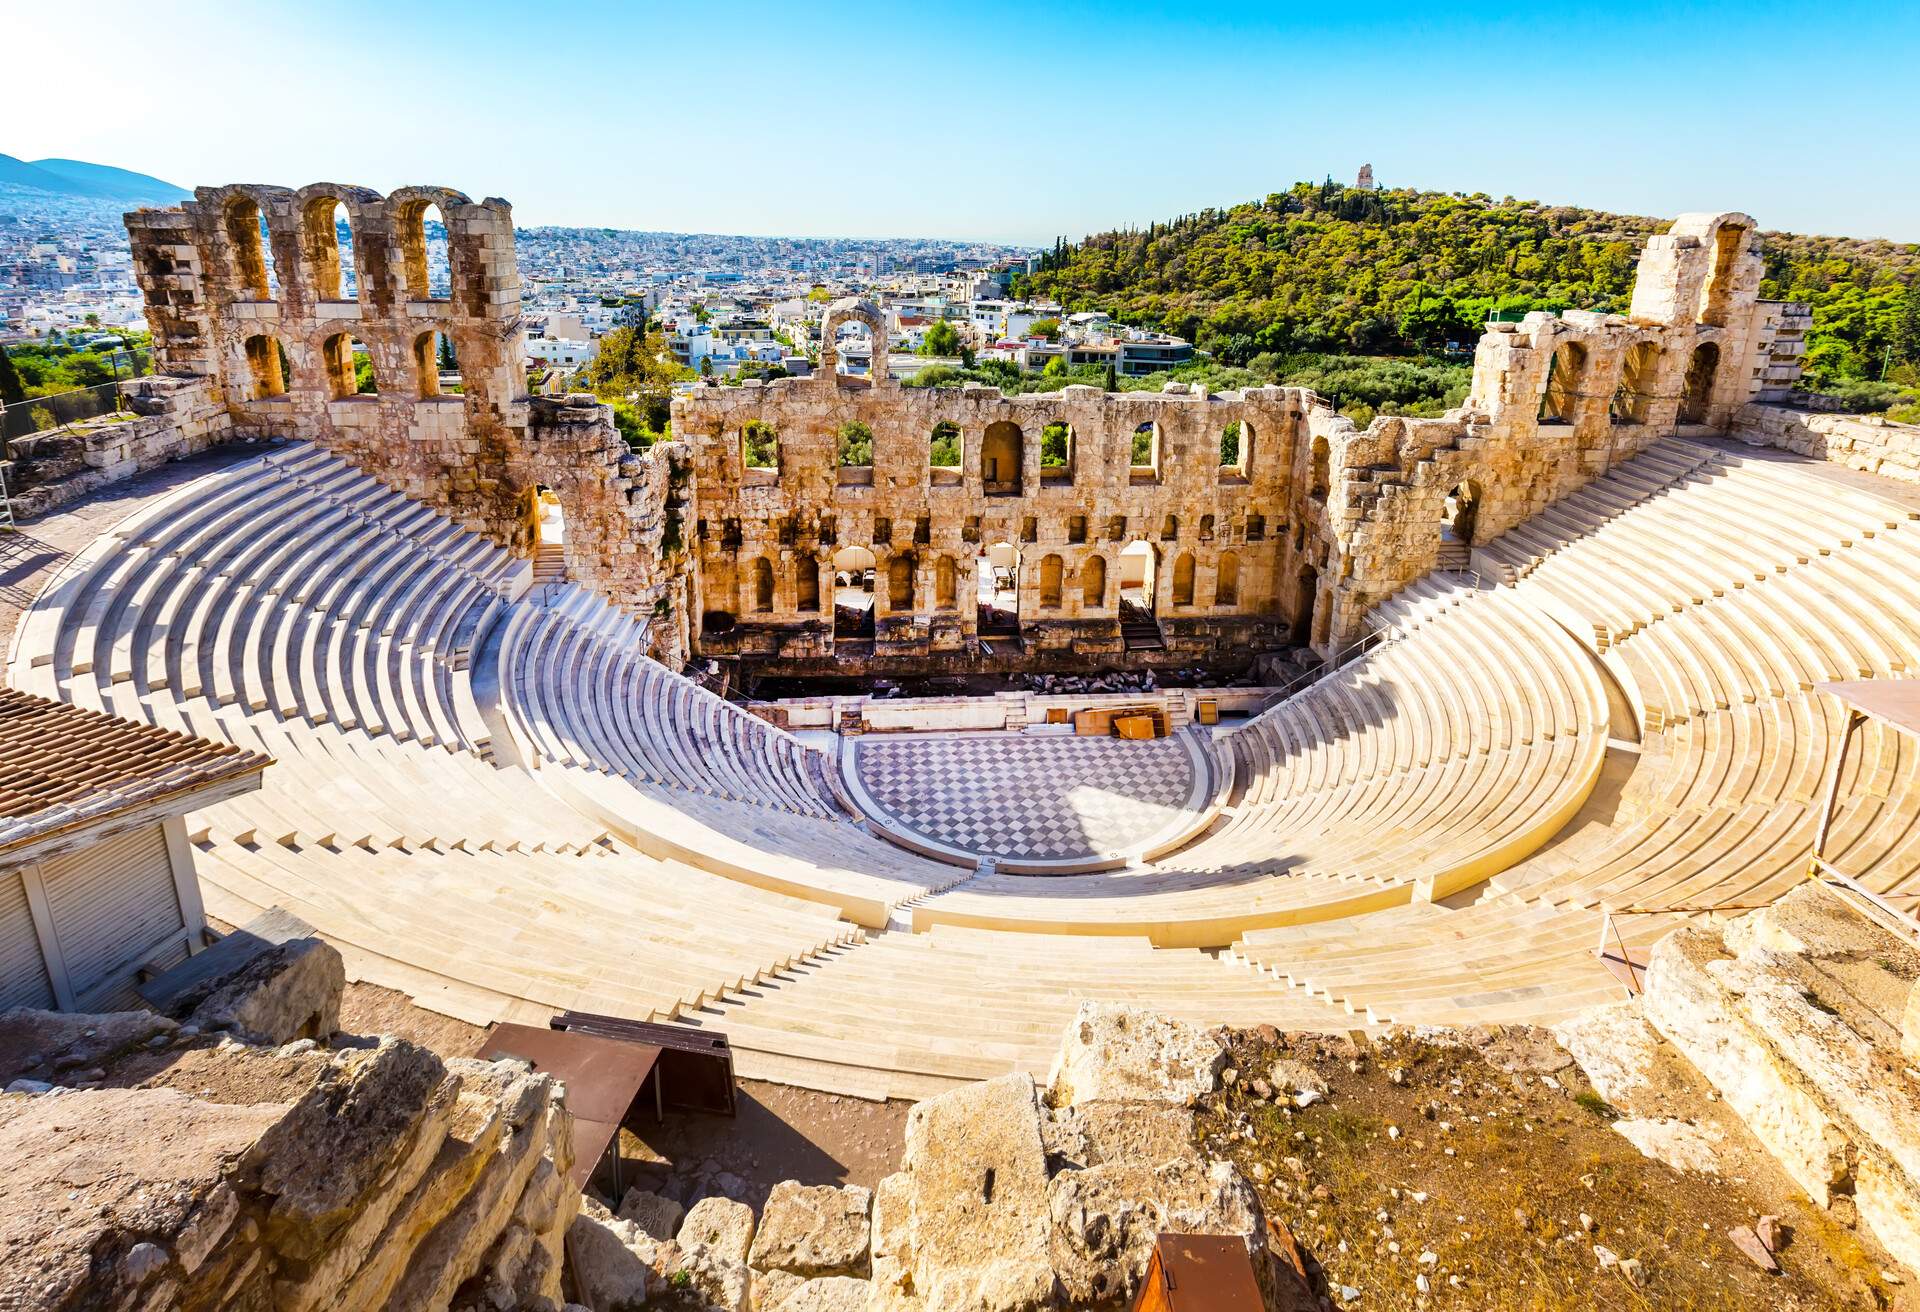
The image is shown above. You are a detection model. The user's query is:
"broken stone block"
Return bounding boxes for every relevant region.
[618,1187,685,1242]
[1610,1118,1724,1175]
[1046,1003,1226,1108]
[185,937,345,1046]
[775,1275,873,1312]
[747,1181,871,1278]
[1045,1156,1263,1306]
[565,1207,654,1310]
[903,1072,1055,1312]
[679,1195,757,1265]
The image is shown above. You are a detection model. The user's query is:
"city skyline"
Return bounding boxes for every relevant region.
[8,0,1919,246]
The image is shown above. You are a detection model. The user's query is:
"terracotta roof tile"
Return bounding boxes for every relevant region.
[0,689,270,856]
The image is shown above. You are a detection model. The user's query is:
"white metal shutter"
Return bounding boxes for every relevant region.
[0,866,56,1012]
[39,825,182,1009]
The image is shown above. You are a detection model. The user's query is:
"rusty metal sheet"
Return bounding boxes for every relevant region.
[1142,1234,1265,1312]
[475,1023,660,1187]
[1817,680,1920,740]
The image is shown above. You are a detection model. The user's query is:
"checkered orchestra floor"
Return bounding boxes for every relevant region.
[851,733,1200,862]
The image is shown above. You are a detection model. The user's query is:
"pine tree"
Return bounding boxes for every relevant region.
[1898,281,1920,365]
[0,347,25,407]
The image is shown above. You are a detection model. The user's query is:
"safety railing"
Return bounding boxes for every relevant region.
[1,381,128,443]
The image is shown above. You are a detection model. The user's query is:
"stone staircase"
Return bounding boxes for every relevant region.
[531,541,566,589]
[1121,614,1165,651]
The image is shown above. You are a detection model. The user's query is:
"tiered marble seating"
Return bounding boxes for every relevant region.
[1232,440,1920,1025]
[911,575,1610,945]
[500,585,844,819]
[497,586,965,925]
[678,924,1355,1100]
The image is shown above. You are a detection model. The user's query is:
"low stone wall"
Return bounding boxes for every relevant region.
[1733,403,1920,486]
[757,685,1278,733]
[3,375,231,518]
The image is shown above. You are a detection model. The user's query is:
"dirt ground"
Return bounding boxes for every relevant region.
[1201,1026,1904,1312]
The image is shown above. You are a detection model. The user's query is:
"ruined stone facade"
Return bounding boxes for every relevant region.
[117,190,1801,671]
[123,183,691,663]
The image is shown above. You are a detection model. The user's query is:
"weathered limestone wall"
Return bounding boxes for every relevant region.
[1733,403,1920,486]
[121,183,693,665]
[2,375,227,517]
[675,321,1301,668]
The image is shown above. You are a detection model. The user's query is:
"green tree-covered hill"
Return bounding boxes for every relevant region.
[1014,180,1920,396]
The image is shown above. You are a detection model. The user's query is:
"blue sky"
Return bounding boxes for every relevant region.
[11,0,1919,244]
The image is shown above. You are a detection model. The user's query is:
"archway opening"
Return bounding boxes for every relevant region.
[832,320,877,378]
[977,541,1020,636]
[1540,341,1588,424]
[305,198,356,302]
[242,333,289,399]
[751,557,775,613]
[1291,564,1319,647]
[1216,551,1240,607]
[225,197,276,300]
[1130,422,1160,481]
[1118,540,1158,616]
[1081,554,1107,609]
[1613,342,1659,424]
[743,419,779,474]
[1171,552,1196,607]
[832,546,876,639]
[796,558,820,613]
[982,421,1023,495]
[887,553,916,610]
[1682,342,1719,424]
[836,420,873,484]
[534,484,564,544]
[1699,224,1748,326]
[1040,421,1073,484]
[1038,553,1064,609]
[415,331,461,395]
[935,555,958,610]
[1442,480,1480,546]
[930,421,961,485]
[1309,435,1330,501]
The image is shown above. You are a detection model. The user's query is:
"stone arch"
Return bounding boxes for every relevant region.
[887,552,916,609]
[1171,551,1196,607]
[1081,554,1107,609]
[832,546,876,639]
[296,187,373,302]
[1291,564,1318,646]
[1161,514,1178,542]
[751,556,774,612]
[1199,514,1215,541]
[1221,419,1249,476]
[389,187,473,302]
[1697,217,1754,327]
[242,333,288,399]
[982,421,1023,495]
[821,297,887,382]
[320,332,365,399]
[978,541,1020,634]
[1040,420,1074,483]
[1443,480,1481,545]
[1682,341,1720,423]
[1541,341,1588,423]
[795,557,820,613]
[1118,540,1158,616]
[1216,551,1240,606]
[222,194,276,300]
[1613,341,1660,424]
[1039,553,1064,609]
[935,554,958,610]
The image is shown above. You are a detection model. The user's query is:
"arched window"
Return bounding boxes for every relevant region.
[1039,554,1063,608]
[400,200,453,301]
[1541,342,1588,423]
[751,557,774,612]
[1613,342,1659,424]
[1130,422,1160,479]
[1216,552,1240,606]
[1040,421,1073,483]
[936,555,957,610]
[415,331,460,395]
[796,559,820,613]
[1172,552,1196,607]
[1699,224,1748,326]
[982,421,1023,494]
[1081,555,1107,608]
[225,197,274,301]
[1161,514,1178,541]
[1682,342,1719,423]
[1443,482,1481,544]
[242,334,288,399]
[304,197,356,301]
[743,420,779,472]
[320,335,377,398]
[888,554,916,609]
[930,421,961,470]
[1309,436,1330,501]
[1199,514,1215,541]
[1220,420,1249,476]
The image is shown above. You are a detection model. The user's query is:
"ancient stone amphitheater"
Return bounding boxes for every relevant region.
[7,183,1919,1104]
